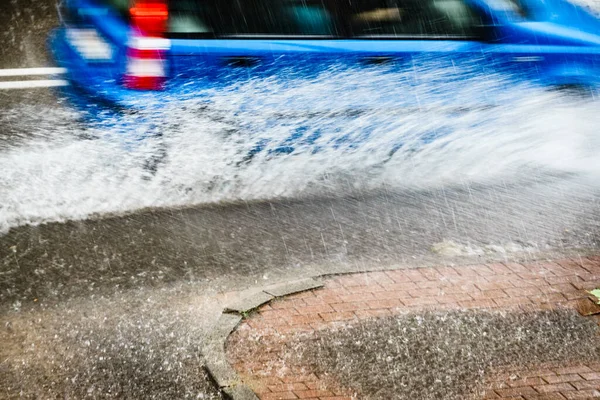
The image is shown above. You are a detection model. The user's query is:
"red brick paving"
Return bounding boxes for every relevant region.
[226,257,600,400]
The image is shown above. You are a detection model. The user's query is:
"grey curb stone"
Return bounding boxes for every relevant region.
[222,384,261,400]
[204,278,328,400]
[224,291,274,314]
[263,278,323,297]
[204,356,240,389]
[206,314,243,345]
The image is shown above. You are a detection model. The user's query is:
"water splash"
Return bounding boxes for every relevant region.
[1,64,599,233]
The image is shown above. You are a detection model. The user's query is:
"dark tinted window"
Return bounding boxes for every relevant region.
[99,0,130,17]
[348,0,481,37]
[169,0,338,36]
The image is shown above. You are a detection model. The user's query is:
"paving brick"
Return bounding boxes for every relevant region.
[523,393,566,400]
[337,293,376,303]
[510,279,548,288]
[504,263,531,274]
[286,315,323,326]
[495,386,539,397]
[517,273,553,281]
[488,274,518,283]
[471,290,509,300]
[555,260,594,276]
[296,305,335,315]
[261,309,299,319]
[384,270,412,283]
[336,275,373,287]
[408,288,444,297]
[342,284,386,295]
[309,294,343,305]
[561,389,600,399]
[454,266,481,276]
[458,299,497,309]
[304,381,327,390]
[319,312,356,322]
[443,284,480,294]
[520,370,562,379]
[294,389,334,398]
[367,298,404,309]
[572,280,600,291]
[571,380,600,390]
[372,290,412,300]
[402,297,438,307]
[534,383,577,393]
[364,271,396,285]
[418,279,453,288]
[260,391,298,400]
[403,269,428,282]
[420,268,445,281]
[380,282,418,291]
[588,363,600,372]
[269,383,309,392]
[437,293,473,303]
[485,263,515,275]
[581,373,600,381]
[508,377,546,388]
[562,291,588,301]
[271,299,309,309]
[580,273,600,282]
[505,287,543,297]
[554,367,592,375]
[331,302,371,312]
[481,389,501,398]
[434,266,461,276]
[280,374,318,383]
[318,397,354,400]
[287,291,317,300]
[301,297,330,306]
[247,318,289,330]
[476,281,516,291]
[354,309,392,319]
[546,276,585,285]
[549,282,579,293]
[543,375,583,384]
[529,293,567,304]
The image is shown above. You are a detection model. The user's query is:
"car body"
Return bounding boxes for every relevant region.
[50,0,600,110]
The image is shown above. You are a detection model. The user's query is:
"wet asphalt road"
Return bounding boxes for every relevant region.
[1,1,600,398]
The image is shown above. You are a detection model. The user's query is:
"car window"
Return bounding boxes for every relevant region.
[99,0,130,17]
[485,0,528,17]
[169,0,339,37]
[348,0,483,38]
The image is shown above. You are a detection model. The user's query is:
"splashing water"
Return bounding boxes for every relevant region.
[1,64,600,233]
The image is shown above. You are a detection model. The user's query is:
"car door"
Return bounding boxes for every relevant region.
[167,0,495,156]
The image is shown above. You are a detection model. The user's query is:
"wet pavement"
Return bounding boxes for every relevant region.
[0,0,59,69]
[2,179,600,308]
[1,1,600,398]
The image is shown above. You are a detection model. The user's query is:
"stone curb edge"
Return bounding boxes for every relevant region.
[203,278,324,400]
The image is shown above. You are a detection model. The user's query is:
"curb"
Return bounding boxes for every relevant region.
[203,278,324,400]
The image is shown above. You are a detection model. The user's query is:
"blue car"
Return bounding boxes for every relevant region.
[50,0,600,109]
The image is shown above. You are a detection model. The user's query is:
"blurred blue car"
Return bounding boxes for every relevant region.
[50,0,600,109]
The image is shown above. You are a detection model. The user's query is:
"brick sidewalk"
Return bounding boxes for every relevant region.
[226,258,600,400]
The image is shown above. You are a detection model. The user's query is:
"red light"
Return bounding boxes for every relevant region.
[123,75,166,90]
[130,1,168,37]
[125,1,169,90]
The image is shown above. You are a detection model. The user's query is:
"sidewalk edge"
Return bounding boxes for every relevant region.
[203,277,324,400]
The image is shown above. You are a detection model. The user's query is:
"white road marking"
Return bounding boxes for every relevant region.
[0,67,67,77]
[0,80,69,90]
